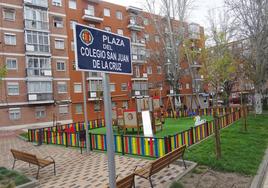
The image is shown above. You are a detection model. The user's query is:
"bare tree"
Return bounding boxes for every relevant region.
[225,0,268,114]
[144,0,196,109]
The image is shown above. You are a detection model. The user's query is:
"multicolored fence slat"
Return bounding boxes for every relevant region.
[27,107,245,158]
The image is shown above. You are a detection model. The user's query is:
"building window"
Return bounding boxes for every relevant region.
[148,82,153,89]
[70,20,77,29]
[35,107,46,119]
[71,41,74,51]
[25,31,49,53]
[94,102,101,111]
[88,24,95,28]
[144,34,149,41]
[122,101,128,109]
[24,7,48,30]
[3,8,15,21]
[26,57,51,77]
[52,0,62,6]
[57,82,67,93]
[55,39,64,49]
[74,83,82,93]
[121,83,127,91]
[4,33,16,45]
[9,108,21,120]
[143,18,149,25]
[155,35,160,43]
[104,8,110,17]
[104,26,111,32]
[53,17,63,28]
[116,11,123,20]
[56,61,65,71]
[186,83,190,89]
[28,81,52,94]
[110,83,115,92]
[69,0,76,9]
[75,104,83,114]
[157,66,162,74]
[117,29,123,36]
[59,105,68,114]
[87,5,95,16]
[6,58,17,70]
[7,82,19,96]
[147,66,152,74]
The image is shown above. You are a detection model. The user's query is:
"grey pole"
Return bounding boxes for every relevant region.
[82,71,90,153]
[102,73,116,188]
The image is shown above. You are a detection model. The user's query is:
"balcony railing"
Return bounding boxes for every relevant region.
[82,9,103,23]
[132,54,146,63]
[26,68,52,77]
[128,20,144,31]
[25,19,49,31]
[131,39,146,46]
[88,91,103,100]
[28,93,53,102]
[131,90,149,96]
[24,0,48,8]
[25,44,50,54]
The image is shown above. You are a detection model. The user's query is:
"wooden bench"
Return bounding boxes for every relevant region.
[106,173,135,188]
[134,145,187,188]
[11,149,56,179]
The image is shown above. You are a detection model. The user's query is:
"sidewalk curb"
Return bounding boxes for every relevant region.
[250,148,268,188]
[165,160,197,187]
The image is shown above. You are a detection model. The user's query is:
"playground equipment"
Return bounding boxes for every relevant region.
[194,115,206,126]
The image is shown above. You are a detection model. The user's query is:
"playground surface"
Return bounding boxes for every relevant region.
[0,130,187,188]
[90,116,213,138]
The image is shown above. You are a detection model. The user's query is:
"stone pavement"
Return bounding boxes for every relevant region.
[0,130,186,188]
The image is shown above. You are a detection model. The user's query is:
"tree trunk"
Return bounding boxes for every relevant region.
[254,92,262,114]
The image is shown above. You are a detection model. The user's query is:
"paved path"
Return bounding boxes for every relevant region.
[0,130,186,187]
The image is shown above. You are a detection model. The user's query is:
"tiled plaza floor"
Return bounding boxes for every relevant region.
[0,130,186,188]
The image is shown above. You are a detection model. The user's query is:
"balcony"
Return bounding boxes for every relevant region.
[131,90,149,97]
[25,44,50,55]
[24,0,48,8]
[131,39,146,47]
[126,6,142,14]
[88,91,103,101]
[28,93,53,103]
[82,9,103,23]
[25,19,49,31]
[87,0,100,3]
[26,68,52,77]
[132,54,146,64]
[87,72,102,80]
[128,21,144,31]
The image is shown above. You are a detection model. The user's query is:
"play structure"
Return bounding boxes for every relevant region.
[194,115,206,126]
[112,96,164,136]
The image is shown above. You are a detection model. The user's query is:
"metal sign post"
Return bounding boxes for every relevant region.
[73,23,132,188]
[82,71,90,153]
[102,73,116,187]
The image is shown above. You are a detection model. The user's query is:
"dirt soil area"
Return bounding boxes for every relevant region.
[179,165,252,188]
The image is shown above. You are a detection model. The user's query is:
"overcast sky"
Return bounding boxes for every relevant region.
[104,0,224,31]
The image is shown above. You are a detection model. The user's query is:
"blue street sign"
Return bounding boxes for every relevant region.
[74,23,132,75]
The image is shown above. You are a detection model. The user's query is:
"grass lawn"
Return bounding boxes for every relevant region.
[0,167,30,187]
[90,115,213,138]
[185,114,268,175]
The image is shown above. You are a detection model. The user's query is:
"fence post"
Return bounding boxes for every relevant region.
[28,130,31,142]
[46,130,49,144]
[205,122,209,137]
[190,127,194,145]
[213,114,221,160]
[120,134,125,155]
[65,132,68,147]
[164,136,169,154]
[89,133,93,151]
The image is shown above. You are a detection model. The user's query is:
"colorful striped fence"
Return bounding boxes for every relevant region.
[28,107,244,158]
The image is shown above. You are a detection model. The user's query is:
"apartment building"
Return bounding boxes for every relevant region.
[0,0,72,127]
[65,0,206,122]
[0,0,205,126]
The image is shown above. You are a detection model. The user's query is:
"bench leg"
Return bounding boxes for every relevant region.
[149,177,153,188]
[12,159,16,169]
[36,166,40,179]
[133,178,135,188]
[182,157,187,169]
